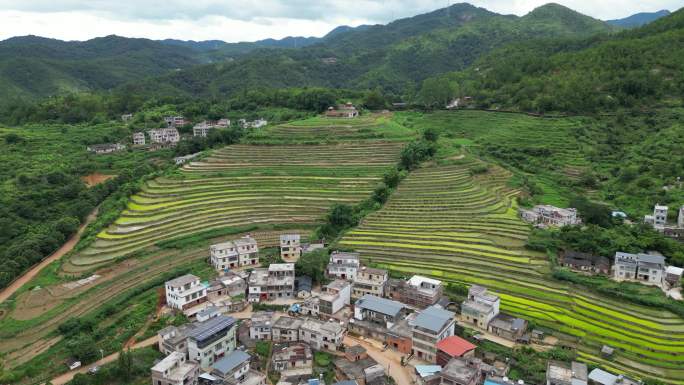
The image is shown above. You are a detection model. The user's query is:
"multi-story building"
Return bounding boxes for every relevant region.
[271,343,313,376]
[519,205,581,228]
[423,357,488,385]
[249,311,275,340]
[546,361,588,385]
[247,263,295,302]
[352,267,388,298]
[327,251,361,280]
[299,318,345,352]
[148,128,180,144]
[158,324,191,356]
[186,315,238,368]
[165,116,187,128]
[411,305,456,363]
[353,294,406,328]
[613,252,665,286]
[460,285,500,329]
[435,336,477,366]
[653,204,669,228]
[207,271,247,301]
[87,143,126,154]
[132,132,146,145]
[272,316,304,342]
[389,275,443,309]
[320,280,351,315]
[280,234,302,260]
[210,350,263,385]
[488,314,528,342]
[165,274,207,311]
[679,205,684,229]
[150,351,199,385]
[210,236,259,271]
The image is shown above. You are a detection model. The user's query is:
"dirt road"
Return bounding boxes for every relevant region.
[0,208,99,305]
[343,335,414,385]
[48,335,158,385]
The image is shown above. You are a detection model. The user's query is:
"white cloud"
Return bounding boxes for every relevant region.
[0,1,680,42]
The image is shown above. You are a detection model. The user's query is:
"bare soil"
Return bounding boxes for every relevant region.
[81,173,116,187]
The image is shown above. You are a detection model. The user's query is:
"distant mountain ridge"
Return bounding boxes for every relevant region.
[607,10,671,28]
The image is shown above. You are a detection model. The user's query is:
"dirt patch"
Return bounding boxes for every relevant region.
[449,154,466,160]
[81,173,116,187]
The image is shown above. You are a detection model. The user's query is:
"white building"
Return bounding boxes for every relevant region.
[165,116,187,128]
[187,315,238,368]
[148,128,180,144]
[210,236,259,272]
[412,305,456,363]
[460,285,500,329]
[319,280,351,315]
[249,311,275,340]
[247,263,295,302]
[679,205,684,228]
[520,205,581,228]
[132,132,146,145]
[327,251,361,280]
[299,318,345,352]
[613,252,665,286]
[165,274,207,311]
[280,234,302,260]
[151,351,199,385]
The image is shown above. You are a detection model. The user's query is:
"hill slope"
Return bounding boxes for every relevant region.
[0,35,204,100]
[119,3,615,99]
[607,10,671,28]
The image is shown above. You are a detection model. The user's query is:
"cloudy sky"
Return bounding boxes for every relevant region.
[0,0,680,42]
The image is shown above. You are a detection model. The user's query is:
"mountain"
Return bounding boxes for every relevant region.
[0,35,205,101]
[123,3,616,99]
[444,8,684,112]
[607,9,671,28]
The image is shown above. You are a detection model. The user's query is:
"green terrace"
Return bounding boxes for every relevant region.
[339,159,684,384]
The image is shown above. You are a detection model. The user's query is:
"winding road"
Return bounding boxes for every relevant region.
[0,208,99,304]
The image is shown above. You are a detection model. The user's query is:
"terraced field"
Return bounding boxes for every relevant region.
[340,158,684,383]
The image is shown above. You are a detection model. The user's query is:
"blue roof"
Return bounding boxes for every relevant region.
[212,350,250,375]
[588,369,617,385]
[333,381,358,385]
[414,305,455,333]
[355,294,404,317]
[415,365,441,378]
[187,315,236,342]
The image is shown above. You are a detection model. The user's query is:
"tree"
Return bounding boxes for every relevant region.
[117,348,133,382]
[417,77,454,108]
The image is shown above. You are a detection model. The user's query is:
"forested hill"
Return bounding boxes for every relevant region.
[438,7,684,113]
[94,3,617,100]
[606,10,671,28]
[0,35,209,101]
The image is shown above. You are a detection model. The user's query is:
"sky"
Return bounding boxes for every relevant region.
[0,0,680,42]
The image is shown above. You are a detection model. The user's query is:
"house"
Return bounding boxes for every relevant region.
[301,297,322,317]
[422,357,495,385]
[121,113,133,122]
[352,267,388,298]
[295,276,313,299]
[646,204,669,229]
[679,205,684,228]
[325,103,358,118]
[519,205,581,228]
[210,236,259,271]
[207,271,247,301]
[460,285,500,329]
[388,275,443,309]
[247,263,295,302]
[559,251,611,275]
[249,311,275,340]
[175,152,201,165]
[299,318,345,352]
[132,132,146,145]
[435,336,477,366]
[249,119,268,128]
[281,234,302,260]
[210,350,264,385]
[151,351,199,385]
[272,343,313,377]
[272,316,304,342]
[165,274,208,311]
[321,57,338,64]
[613,252,665,286]
[412,305,456,363]
[546,361,588,385]
[197,306,222,322]
[187,315,238,368]
[194,121,216,137]
[353,294,407,328]
[87,143,126,154]
[327,251,361,280]
[165,116,187,128]
[148,128,180,144]
[302,240,326,254]
[587,368,640,385]
[600,345,615,358]
[334,356,384,385]
[320,280,352,315]
[665,265,684,287]
[158,324,192,356]
[487,314,528,342]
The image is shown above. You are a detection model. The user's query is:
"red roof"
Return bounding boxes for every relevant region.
[436,336,477,357]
